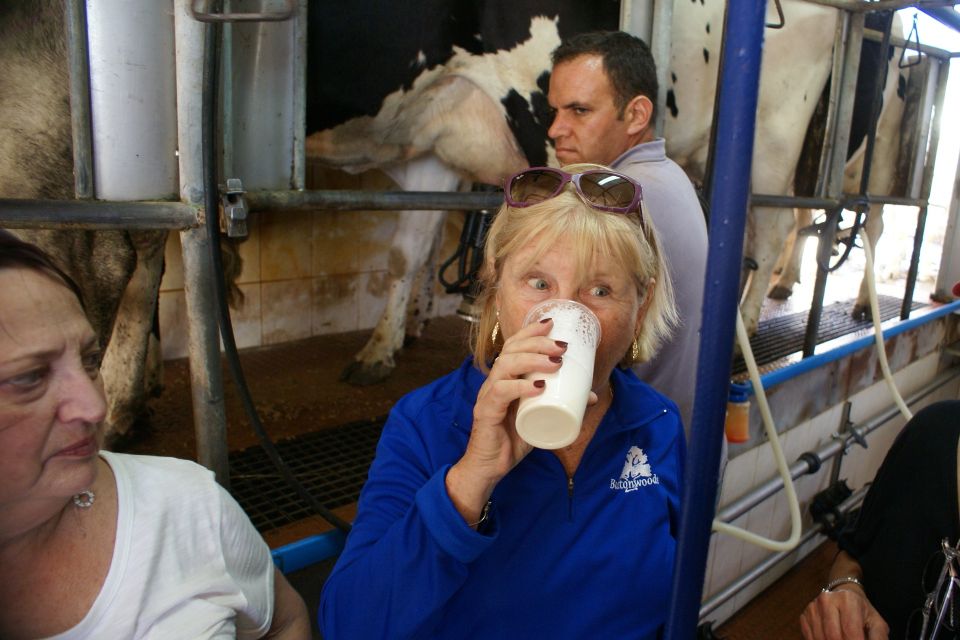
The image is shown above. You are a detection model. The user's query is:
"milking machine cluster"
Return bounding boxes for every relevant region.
[438,184,500,322]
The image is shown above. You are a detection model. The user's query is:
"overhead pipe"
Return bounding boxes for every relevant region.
[65,0,94,199]
[0,199,198,229]
[663,0,766,637]
[921,6,960,35]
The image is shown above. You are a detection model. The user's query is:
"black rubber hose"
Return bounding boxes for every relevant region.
[199,15,351,533]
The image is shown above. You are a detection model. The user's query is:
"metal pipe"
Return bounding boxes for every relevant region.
[922,6,960,34]
[815,13,850,200]
[292,0,308,190]
[804,11,866,357]
[4,187,930,229]
[64,0,94,199]
[664,1,766,636]
[174,0,230,486]
[700,487,868,619]
[650,0,674,139]
[907,59,941,201]
[717,367,960,525]
[245,189,932,215]
[245,189,505,212]
[0,199,198,229]
[903,61,950,318]
[86,0,179,201]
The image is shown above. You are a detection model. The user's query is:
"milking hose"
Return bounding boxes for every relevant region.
[711,309,803,552]
[860,235,913,422]
[199,15,351,534]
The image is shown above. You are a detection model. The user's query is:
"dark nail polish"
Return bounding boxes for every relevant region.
[548,356,562,363]
[539,317,552,324]
[533,379,546,388]
[555,340,568,349]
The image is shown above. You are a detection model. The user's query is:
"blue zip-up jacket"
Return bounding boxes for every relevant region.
[319,358,685,639]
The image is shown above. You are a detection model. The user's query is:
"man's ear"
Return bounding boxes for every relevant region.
[625,95,654,136]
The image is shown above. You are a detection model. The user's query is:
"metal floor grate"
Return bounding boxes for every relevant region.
[731,295,924,376]
[229,417,385,532]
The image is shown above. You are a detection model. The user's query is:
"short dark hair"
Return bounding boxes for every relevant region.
[551,31,658,118]
[0,230,87,311]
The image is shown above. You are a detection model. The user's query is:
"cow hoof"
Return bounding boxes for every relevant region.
[340,360,395,386]
[851,304,872,321]
[767,285,794,300]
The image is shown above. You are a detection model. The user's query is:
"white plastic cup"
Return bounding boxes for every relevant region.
[515,299,602,449]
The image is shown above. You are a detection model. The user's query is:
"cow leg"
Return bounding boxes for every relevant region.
[404,225,442,345]
[341,210,447,385]
[741,206,797,336]
[100,230,167,441]
[769,208,814,300]
[852,203,885,320]
[341,155,461,385]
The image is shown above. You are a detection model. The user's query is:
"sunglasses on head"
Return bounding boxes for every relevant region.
[504,167,644,219]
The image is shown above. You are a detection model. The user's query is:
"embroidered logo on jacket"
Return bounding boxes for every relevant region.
[610,446,660,493]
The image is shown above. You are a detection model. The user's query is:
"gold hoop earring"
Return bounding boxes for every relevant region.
[491,321,500,345]
[631,338,640,362]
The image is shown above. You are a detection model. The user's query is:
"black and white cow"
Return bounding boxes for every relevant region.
[306,0,620,384]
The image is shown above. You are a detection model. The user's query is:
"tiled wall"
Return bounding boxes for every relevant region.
[701,350,959,626]
[158,167,464,360]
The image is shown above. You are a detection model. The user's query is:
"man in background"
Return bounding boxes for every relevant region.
[548,31,708,435]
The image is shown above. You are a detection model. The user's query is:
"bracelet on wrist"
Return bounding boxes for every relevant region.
[470,500,492,529]
[822,576,863,593]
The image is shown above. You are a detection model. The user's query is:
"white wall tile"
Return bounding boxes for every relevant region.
[225,282,262,350]
[709,513,750,595]
[719,447,759,509]
[261,278,312,344]
[312,274,361,334]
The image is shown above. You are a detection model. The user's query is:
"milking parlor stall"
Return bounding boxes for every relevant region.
[2,0,960,637]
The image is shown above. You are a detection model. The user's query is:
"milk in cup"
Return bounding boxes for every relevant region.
[515,299,601,449]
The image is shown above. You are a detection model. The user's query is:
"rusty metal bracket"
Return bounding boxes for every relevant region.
[220,178,248,238]
[190,0,296,23]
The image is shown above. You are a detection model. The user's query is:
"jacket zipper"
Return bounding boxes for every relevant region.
[567,475,574,520]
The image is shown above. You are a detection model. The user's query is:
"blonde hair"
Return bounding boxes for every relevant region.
[471,163,678,372]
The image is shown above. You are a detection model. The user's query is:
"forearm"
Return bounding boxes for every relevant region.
[319,468,493,638]
[264,568,310,639]
[446,459,499,527]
